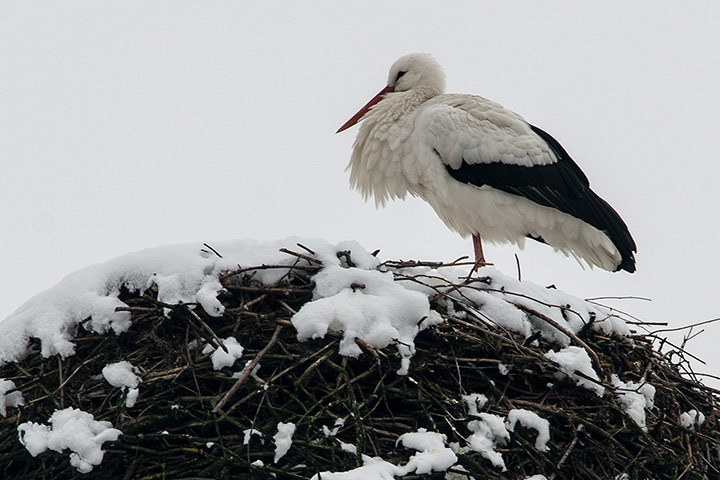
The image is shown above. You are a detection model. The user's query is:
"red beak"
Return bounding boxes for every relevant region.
[336,85,394,133]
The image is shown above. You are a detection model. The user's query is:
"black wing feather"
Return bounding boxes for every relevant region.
[444,124,637,272]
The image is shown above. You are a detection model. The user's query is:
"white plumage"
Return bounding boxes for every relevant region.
[338,53,636,273]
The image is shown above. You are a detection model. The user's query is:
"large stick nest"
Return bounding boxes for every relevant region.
[1,247,719,479]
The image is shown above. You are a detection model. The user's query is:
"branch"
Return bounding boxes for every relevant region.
[213,325,283,413]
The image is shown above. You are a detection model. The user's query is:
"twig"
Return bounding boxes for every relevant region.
[213,325,283,413]
[513,302,604,376]
[651,317,720,335]
[241,293,269,311]
[279,247,321,265]
[223,285,312,294]
[295,243,316,255]
[222,264,320,277]
[186,306,228,353]
[585,295,652,302]
[645,335,707,365]
[277,299,298,315]
[202,243,223,258]
[379,257,475,270]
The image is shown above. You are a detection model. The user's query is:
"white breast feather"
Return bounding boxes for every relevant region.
[347,94,419,206]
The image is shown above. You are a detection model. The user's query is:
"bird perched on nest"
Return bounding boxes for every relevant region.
[337,53,636,273]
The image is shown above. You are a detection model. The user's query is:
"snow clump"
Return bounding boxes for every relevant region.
[396,428,458,474]
[291,264,433,375]
[0,379,25,417]
[463,413,511,471]
[506,409,551,452]
[102,360,142,408]
[680,409,706,432]
[462,393,488,416]
[17,407,121,473]
[545,346,605,396]
[273,422,296,463]
[202,337,244,370]
[611,375,656,432]
[311,428,458,479]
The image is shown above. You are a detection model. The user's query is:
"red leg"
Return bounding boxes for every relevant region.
[472,233,485,271]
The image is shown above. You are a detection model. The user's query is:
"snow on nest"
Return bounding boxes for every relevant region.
[101,360,142,408]
[291,262,436,375]
[611,375,656,432]
[680,409,706,432]
[0,237,637,475]
[202,336,245,371]
[0,379,24,417]
[0,236,631,377]
[311,428,458,479]
[17,407,122,473]
[273,422,296,463]
[545,346,605,396]
[0,238,378,365]
[393,263,630,344]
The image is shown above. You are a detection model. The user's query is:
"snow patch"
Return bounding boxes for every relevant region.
[202,336,244,370]
[680,409,706,432]
[312,428,457,479]
[17,407,121,473]
[0,379,24,417]
[462,393,488,416]
[395,265,629,346]
[397,428,458,474]
[195,278,225,317]
[322,417,346,437]
[611,375,655,432]
[102,360,142,408]
[545,346,605,396]
[463,413,511,471]
[0,238,376,366]
[506,409,550,452]
[243,428,264,445]
[340,441,357,454]
[273,422,296,463]
[292,264,430,375]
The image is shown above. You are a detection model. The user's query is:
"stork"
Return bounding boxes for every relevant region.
[337,53,636,273]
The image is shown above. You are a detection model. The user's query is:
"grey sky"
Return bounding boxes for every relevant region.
[1,2,719,384]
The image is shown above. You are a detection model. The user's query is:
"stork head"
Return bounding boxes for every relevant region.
[387,53,446,97]
[337,53,446,133]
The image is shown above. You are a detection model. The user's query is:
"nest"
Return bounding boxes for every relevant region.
[1,246,719,479]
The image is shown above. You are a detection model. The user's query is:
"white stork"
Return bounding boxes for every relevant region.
[337,53,636,273]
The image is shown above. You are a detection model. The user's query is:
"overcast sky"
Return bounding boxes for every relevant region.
[2,2,719,385]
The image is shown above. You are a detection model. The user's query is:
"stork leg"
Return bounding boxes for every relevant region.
[472,233,485,271]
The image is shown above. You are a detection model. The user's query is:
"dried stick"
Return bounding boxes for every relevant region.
[213,325,283,413]
[186,306,228,353]
[651,317,720,335]
[279,247,322,265]
[202,243,223,258]
[512,302,604,376]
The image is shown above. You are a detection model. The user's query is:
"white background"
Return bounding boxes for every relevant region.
[2,2,718,385]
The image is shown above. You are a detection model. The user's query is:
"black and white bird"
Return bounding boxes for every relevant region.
[337,53,636,273]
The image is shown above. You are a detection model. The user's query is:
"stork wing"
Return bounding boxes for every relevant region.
[422,99,636,270]
[444,124,617,235]
[420,95,560,170]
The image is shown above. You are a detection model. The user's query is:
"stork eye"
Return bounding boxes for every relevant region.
[395,70,407,82]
